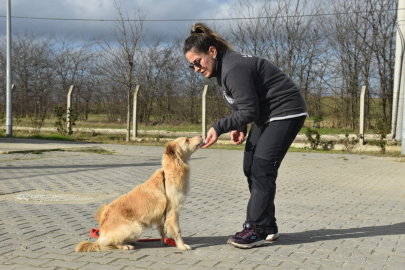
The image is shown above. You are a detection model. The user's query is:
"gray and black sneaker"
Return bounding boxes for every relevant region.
[233,222,249,237]
[227,223,267,249]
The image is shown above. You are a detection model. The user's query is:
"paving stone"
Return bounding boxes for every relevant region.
[341,262,382,269]
[13,266,57,270]
[4,257,52,267]
[385,263,405,270]
[150,263,191,270]
[109,258,154,268]
[276,261,308,268]
[39,253,83,261]
[0,265,17,270]
[73,254,118,264]
[0,252,18,262]
[314,267,342,270]
[187,265,223,270]
[213,261,258,269]
[148,261,196,269]
[196,259,221,267]
[41,259,88,269]
[79,262,126,270]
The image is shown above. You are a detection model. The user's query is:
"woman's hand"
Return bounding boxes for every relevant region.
[231,130,245,145]
[201,127,218,148]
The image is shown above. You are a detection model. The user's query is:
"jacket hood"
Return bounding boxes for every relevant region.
[209,52,224,78]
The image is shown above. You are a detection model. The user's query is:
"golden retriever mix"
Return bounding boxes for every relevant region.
[76,136,203,252]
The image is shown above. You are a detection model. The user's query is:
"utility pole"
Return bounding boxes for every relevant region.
[392,0,405,140]
[6,0,12,136]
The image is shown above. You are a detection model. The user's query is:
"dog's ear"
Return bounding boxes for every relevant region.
[165,142,177,157]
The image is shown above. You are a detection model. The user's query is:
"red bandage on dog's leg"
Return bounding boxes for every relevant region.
[90,228,100,238]
[164,238,186,247]
[164,238,176,246]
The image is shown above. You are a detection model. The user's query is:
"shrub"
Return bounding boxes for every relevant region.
[375,120,390,154]
[54,106,78,135]
[313,115,323,129]
[305,128,321,150]
[341,134,358,152]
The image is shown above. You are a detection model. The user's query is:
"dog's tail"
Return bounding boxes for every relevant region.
[75,240,116,252]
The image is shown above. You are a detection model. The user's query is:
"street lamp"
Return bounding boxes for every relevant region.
[6,0,12,136]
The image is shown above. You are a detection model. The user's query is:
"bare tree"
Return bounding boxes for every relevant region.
[137,37,173,123]
[366,0,397,123]
[12,32,55,119]
[52,36,93,115]
[321,0,397,129]
[229,0,327,118]
[75,51,99,120]
[228,0,269,56]
[322,0,364,129]
[98,2,146,141]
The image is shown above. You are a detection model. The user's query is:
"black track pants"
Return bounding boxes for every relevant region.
[243,116,306,238]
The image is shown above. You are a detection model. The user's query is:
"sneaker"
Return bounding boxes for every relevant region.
[266,232,279,241]
[233,222,249,237]
[227,223,266,249]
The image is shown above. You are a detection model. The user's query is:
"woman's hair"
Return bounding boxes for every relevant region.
[183,23,234,55]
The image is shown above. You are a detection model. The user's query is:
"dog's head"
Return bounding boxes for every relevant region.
[164,136,203,162]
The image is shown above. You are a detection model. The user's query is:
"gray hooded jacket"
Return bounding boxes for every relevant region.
[210,50,308,136]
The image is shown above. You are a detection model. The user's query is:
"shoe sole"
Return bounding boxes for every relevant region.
[227,239,267,249]
[266,233,279,241]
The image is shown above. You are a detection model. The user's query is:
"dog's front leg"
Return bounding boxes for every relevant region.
[157,218,166,244]
[165,211,191,251]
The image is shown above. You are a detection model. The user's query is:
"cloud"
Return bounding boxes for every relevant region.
[0,0,234,41]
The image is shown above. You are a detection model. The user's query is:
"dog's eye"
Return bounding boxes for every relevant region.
[185,139,189,143]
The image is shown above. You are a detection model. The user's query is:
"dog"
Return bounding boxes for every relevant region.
[75,136,203,252]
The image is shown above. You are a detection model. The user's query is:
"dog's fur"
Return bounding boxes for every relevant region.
[75,136,203,252]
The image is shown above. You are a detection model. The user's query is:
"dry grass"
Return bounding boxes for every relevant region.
[2,130,404,157]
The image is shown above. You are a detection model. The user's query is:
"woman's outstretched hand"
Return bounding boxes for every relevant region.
[201,127,218,148]
[231,130,245,145]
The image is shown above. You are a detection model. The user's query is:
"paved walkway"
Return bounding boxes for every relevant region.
[0,138,404,269]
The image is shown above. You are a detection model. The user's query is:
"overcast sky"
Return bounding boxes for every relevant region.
[0,0,236,41]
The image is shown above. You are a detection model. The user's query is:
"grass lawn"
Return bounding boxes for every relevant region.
[8,113,382,135]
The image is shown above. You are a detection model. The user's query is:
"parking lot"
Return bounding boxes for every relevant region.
[0,138,404,269]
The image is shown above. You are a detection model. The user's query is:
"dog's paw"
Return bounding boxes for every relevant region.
[177,244,192,251]
[119,245,135,250]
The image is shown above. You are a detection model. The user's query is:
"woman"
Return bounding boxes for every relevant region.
[184,23,308,249]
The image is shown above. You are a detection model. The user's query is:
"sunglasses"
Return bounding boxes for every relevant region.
[189,58,202,69]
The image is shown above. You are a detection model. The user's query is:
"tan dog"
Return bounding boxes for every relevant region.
[76,136,203,252]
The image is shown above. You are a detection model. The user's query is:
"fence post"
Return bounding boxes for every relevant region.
[132,85,140,140]
[67,85,75,132]
[359,86,366,145]
[202,85,208,140]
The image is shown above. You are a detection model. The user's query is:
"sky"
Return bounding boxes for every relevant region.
[0,0,236,41]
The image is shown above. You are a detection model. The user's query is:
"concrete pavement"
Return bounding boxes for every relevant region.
[0,138,405,269]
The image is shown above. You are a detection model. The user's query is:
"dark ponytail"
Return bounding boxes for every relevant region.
[183,23,234,55]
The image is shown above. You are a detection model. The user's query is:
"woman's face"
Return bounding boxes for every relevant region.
[185,46,217,78]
